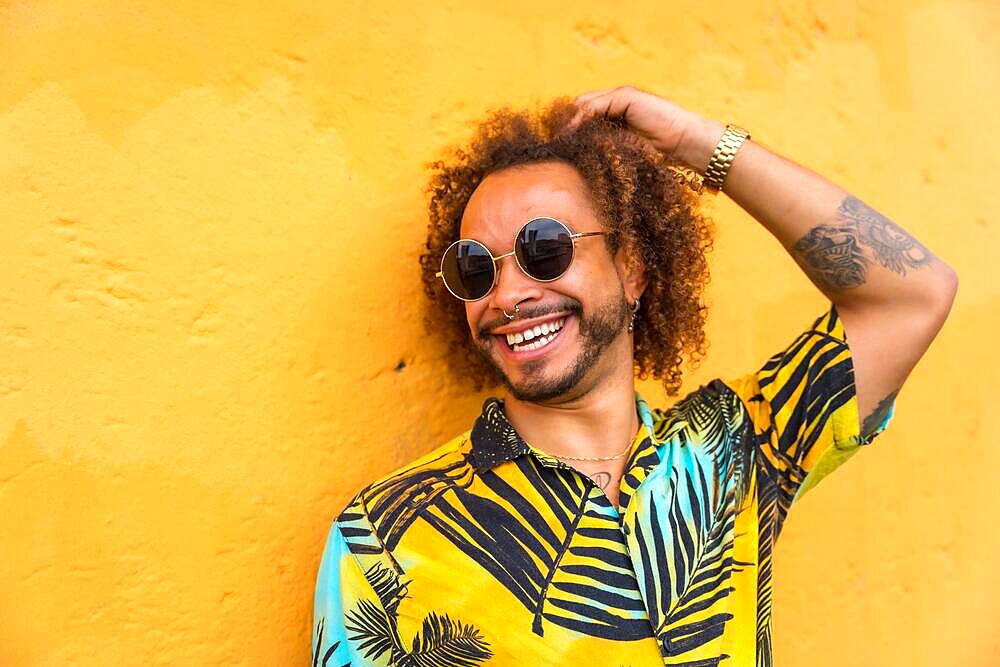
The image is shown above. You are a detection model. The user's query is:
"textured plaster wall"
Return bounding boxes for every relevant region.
[0,1,996,665]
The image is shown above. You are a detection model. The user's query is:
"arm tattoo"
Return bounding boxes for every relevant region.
[792,224,867,290]
[791,196,934,291]
[839,197,934,275]
[589,471,612,490]
[861,389,899,443]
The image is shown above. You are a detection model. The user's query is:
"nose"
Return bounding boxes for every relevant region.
[488,254,543,316]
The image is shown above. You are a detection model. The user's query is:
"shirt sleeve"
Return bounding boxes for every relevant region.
[312,516,396,667]
[721,303,896,506]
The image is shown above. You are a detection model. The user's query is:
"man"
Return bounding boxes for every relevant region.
[311,86,957,666]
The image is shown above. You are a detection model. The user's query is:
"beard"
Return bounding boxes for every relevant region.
[472,285,630,403]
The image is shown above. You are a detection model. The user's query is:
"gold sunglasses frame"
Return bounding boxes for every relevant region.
[434,217,605,302]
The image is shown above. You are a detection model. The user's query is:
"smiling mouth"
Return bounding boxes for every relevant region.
[502,317,566,352]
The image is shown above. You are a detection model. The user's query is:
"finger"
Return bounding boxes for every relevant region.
[569,89,614,122]
[564,88,631,132]
[573,88,613,104]
[566,90,616,127]
[576,90,633,123]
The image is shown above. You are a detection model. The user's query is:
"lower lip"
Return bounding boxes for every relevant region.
[496,316,573,363]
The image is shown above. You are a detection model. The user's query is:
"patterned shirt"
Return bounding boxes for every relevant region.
[312,304,895,666]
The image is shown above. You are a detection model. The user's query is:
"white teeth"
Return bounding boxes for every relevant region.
[504,317,569,351]
[513,332,555,352]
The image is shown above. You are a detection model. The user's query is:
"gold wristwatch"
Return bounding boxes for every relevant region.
[702,124,751,194]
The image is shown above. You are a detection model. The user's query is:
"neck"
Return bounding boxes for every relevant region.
[503,361,640,461]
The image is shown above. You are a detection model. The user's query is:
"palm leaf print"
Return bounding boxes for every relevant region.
[733,309,863,667]
[752,444,799,667]
[348,404,655,642]
[312,618,350,667]
[402,612,493,667]
[345,597,406,664]
[345,452,475,554]
[754,462,777,667]
[338,493,386,557]
[423,451,654,640]
[666,380,755,513]
[631,450,737,664]
[343,563,493,667]
[365,562,409,619]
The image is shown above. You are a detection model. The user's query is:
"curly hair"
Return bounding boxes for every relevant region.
[419,96,715,397]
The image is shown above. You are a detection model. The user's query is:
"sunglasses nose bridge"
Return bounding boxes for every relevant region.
[492,249,517,265]
[491,251,521,287]
[488,250,541,308]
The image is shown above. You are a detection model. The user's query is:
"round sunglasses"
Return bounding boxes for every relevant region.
[435,217,605,301]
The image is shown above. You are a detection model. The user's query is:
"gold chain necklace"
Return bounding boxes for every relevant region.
[533,430,638,462]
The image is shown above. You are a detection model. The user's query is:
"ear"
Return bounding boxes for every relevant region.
[614,241,648,303]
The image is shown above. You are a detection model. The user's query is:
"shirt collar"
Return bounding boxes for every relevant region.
[467,392,664,473]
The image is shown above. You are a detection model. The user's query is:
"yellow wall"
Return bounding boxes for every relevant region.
[1,1,996,664]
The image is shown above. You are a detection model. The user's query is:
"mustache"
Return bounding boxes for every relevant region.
[477,300,583,338]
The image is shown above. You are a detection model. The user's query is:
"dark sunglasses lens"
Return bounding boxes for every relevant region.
[441,240,495,300]
[516,218,573,281]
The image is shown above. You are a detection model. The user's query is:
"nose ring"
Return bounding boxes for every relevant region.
[503,304,520,320]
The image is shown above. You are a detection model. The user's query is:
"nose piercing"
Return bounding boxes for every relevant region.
[503,304,520,320]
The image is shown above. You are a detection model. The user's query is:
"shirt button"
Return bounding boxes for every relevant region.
[622,523,630,535]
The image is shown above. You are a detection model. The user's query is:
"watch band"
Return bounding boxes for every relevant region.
[703,124,751,193]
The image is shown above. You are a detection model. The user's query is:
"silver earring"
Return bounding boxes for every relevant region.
[627,297,640,333]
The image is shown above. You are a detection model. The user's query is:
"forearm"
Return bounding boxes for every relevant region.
[676,118,958,310]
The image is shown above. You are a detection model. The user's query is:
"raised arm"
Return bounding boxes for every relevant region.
[566,86,958,435]
[674,118,958,434]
